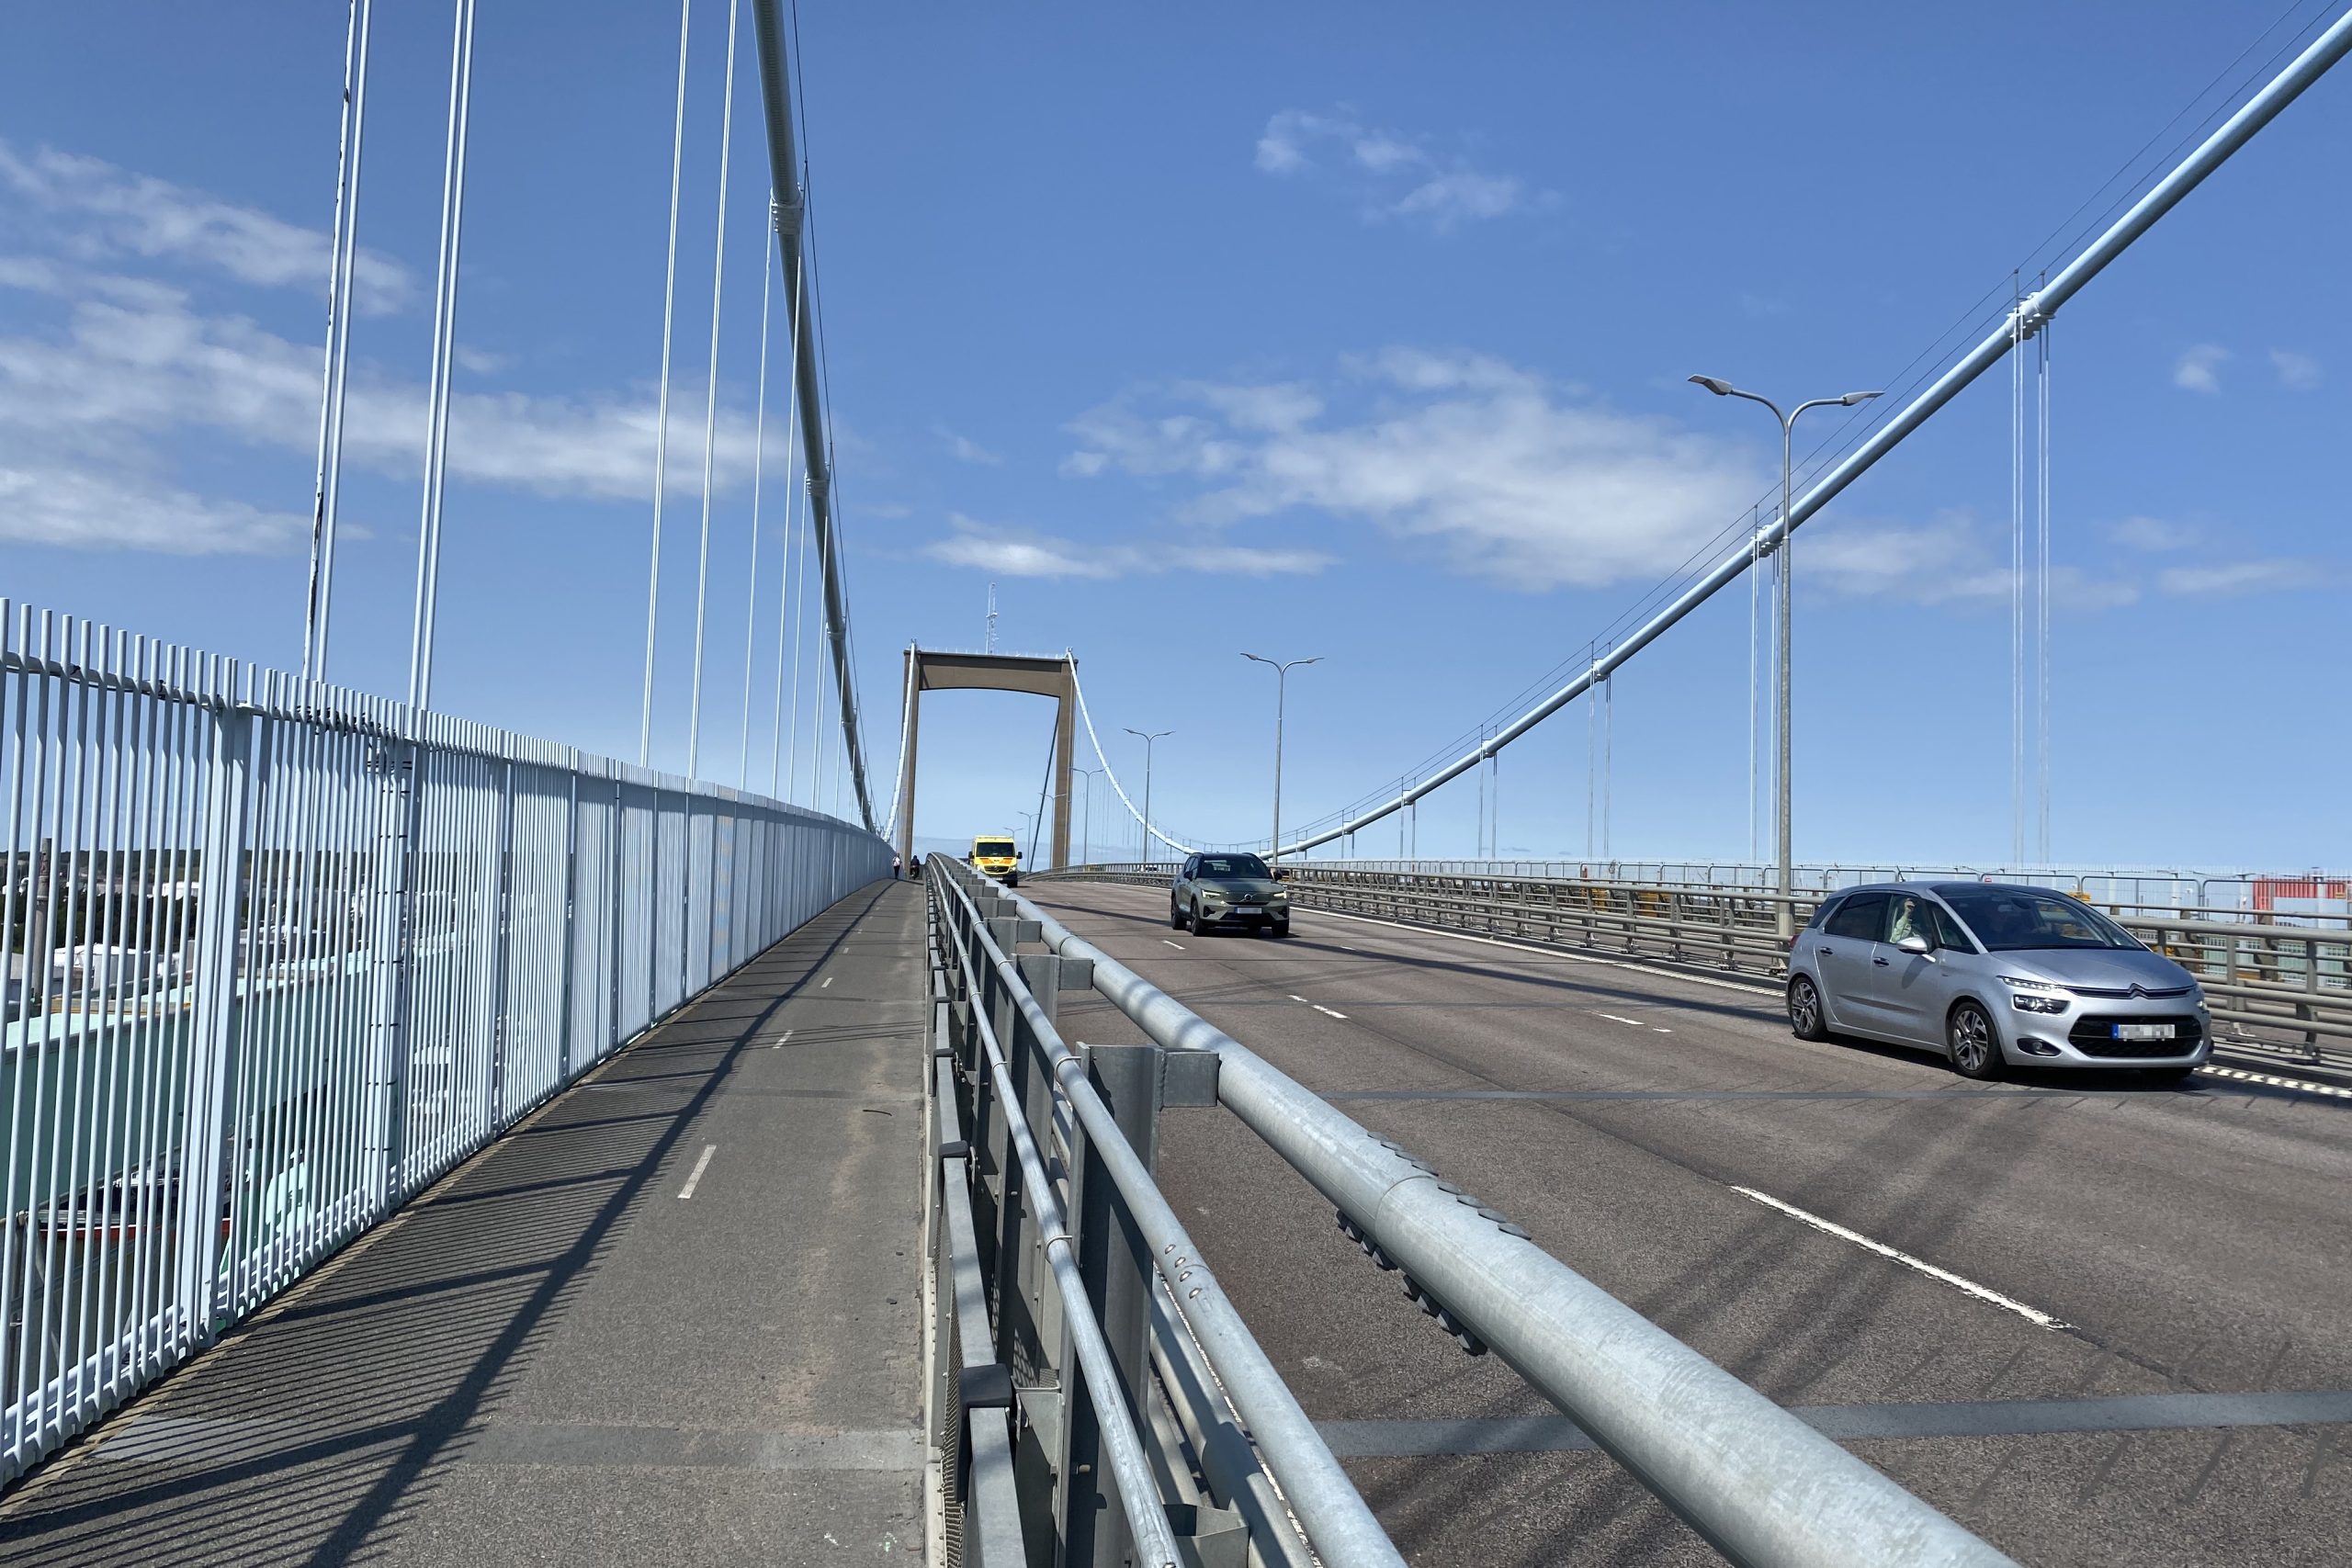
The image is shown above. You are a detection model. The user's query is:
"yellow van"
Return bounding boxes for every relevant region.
[971,833,1021,886]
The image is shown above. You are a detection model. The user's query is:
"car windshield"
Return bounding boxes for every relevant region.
[974,840,1015,858]
[1195,854,1270,879]
[1936,888,2138,953]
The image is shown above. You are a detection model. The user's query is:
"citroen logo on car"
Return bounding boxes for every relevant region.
[2128,985,2146,998]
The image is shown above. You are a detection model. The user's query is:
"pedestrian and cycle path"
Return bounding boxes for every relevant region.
[0,878,931,1568]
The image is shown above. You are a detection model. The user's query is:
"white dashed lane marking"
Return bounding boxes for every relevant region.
[1313,1004,1351,1021]
[1594,1010,1673,1034]
[1732,1186,2066,1330]
[820,975,832,989]
[1162,940,1185,949]
[677,1144,718,1201]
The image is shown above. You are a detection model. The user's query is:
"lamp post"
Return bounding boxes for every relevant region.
[1240,653,1320,866]
[1688,376,1882,940]
[1124,728,1172,866]
[1074,766,1101,865]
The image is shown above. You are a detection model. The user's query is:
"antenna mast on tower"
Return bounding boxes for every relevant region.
[985,581,999,653]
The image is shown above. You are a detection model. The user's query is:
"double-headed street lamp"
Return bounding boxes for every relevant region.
[1124,728,1173,865]
[1240,653,1319,866]
[1688,376,1882,940]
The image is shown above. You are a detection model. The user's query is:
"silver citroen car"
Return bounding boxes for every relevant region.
[1784,882,2211,1083]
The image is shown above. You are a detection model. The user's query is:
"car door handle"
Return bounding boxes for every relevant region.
[1872,956,1890,966]
[1816,946,1833,956]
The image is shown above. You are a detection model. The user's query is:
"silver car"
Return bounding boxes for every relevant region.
[1170,852,1292,937]
[1784,881,2211,1083]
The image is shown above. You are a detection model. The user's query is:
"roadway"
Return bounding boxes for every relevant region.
[1028,879,2352,1568]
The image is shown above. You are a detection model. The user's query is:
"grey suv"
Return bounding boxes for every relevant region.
[1170,852,1291,937]
[1784,882,2210,1083]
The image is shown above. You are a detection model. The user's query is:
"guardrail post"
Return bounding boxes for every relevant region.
[1064,1042,1165,1568]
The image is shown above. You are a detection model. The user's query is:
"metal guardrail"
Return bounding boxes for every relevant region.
[1039,863,2352,1071]
[947,857,2018,1567]
[0,603,890,1487]
[923,856,1395,1568]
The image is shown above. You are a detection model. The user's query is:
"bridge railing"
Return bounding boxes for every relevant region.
[1035,863,2352,1071]
[941,857,2017,1568]
[0,603,888,1487]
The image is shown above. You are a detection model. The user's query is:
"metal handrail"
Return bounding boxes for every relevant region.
[929,862,1397,1567]
[984,865,2019,1567]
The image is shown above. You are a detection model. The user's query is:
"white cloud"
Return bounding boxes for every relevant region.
[2173,343,2228,394]
[2158,558,2328,597]
[934,424,1002,466]
[1253,109,1548,232]
[2269,348,2322,389]
[1062,349,1761,591]
[924,516,1330,581]
[0,459,310,555]
[2105,515,2197,551]
[0,141,411,313]
[1802,511,2136,610]
[0,288,762,515]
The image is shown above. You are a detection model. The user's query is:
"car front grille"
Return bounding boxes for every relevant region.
[2067,1013,2204,1058]
[2066,983,2194,1000]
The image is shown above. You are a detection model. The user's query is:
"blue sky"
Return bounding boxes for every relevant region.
[4,3,2347,870]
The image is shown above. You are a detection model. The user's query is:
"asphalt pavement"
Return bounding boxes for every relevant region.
[0,880,929,1568]
[1030,879,2352,1568]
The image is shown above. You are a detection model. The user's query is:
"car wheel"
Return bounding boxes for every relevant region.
[1947,1000,2002,1080]
[1786,975,1828,1041]
[1170,900,1185,931]
[1004,871,1019,888]
[2143,1066,2198,1088]
[1271,919,1292,939]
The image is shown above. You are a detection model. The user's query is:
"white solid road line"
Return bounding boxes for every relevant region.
[1731,1185,2066,1330]
[1162,940,1185,949]
[1313,1004,1351,1020]
[2199,1063,2352,1100]
[678,1144,718,1201]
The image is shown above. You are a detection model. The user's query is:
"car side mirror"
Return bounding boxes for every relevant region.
[1274,867,1290,880]
[1895,934,1931,956]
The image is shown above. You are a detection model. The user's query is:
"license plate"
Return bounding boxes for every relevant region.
[2113,1022,2174,1042]
[1234,905,1261,915]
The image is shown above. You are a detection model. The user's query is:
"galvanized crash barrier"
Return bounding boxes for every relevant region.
[0,604,890,1487]
[930,856,2019,1568]
[923,858,1398,1568]
[1041,863,2352,1071]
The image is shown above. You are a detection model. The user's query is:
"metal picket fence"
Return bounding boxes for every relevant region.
[0,603,889,1485]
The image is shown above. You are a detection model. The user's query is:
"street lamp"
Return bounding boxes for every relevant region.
[1240,653,1320,866]
[1688,376,1882,940]
[1124,728,1172,866]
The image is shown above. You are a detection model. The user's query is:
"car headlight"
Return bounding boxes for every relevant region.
[1201,888,1228,903]
[1999,976,2070,1014]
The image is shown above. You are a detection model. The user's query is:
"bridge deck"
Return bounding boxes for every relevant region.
[1031,879,2352,1567]
[0,879,929,1568]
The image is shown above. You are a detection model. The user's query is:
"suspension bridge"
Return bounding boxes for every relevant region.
[4,6,2352,1566]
